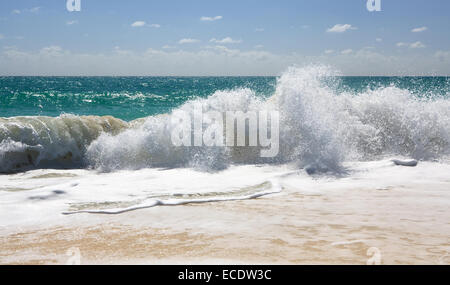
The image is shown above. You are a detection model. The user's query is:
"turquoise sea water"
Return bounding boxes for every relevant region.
[1,76,449,121]
[0,77,276,120]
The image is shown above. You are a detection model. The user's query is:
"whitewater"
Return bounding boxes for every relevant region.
[1,66,449,225]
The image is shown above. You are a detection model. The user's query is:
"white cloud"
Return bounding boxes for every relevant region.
[162,45,175,49]
[204,45,240,54]
[324,49,334,54]
[341,49,353,55]
[2,46,31,60]
[30,7,41,13]
[178,38,200,44]
[209,37,242,44]
[41,46,63,53]
[200,16,223,21]
[66,20,78,25]
[1,46,278,75]
[2,46,450,76]
[254,45,264,49]
[113,46,133,56]
[410,41,426,49]
[376,38,383,42]
[411,26,427,33]
[11,7,40,14]
[131,21,160,28]
[255,28,264,32]
[131,21,146,27]
[0,34,4,40]
[397,41,426,49]
[327,24,356,33]
[39,46,65,57]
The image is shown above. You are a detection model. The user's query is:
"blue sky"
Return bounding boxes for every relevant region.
[1,0,450,75]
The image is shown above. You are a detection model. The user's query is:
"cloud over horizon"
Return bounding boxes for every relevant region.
[412,26,428,33]
[397,41,426,49]
[200,16,223,21]
[2,45,449,76]
[178,38,200,44]
[131,21,146,27]
[327,24,357,33]
[209,37,242,44]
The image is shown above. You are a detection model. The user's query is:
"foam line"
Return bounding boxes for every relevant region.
[62,188,281,215]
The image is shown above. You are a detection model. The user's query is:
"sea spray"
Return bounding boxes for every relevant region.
[1,66,449,173]
[274,65,346,172]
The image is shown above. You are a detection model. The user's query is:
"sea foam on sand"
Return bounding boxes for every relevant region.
[0,159,449,264]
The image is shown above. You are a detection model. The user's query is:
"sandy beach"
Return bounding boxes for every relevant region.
[1,161,449,265]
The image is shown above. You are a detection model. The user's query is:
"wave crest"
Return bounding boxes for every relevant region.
[1,66,449,173]
[0,115,128,172]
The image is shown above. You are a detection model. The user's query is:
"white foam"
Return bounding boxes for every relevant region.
[1,66,450,173]
[1,158,449,229]
[0,165,289,227]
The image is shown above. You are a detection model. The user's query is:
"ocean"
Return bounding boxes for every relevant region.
[1,66,449,224]
[1,73,448,121]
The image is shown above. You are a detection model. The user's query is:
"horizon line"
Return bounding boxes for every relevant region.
[1,75,450,77]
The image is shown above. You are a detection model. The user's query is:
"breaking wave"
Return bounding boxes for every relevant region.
[1,66,449,173]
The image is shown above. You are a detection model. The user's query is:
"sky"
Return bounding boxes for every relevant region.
[0,0,450,76]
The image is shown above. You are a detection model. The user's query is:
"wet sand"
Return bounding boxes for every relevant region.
[1,183,449,265]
